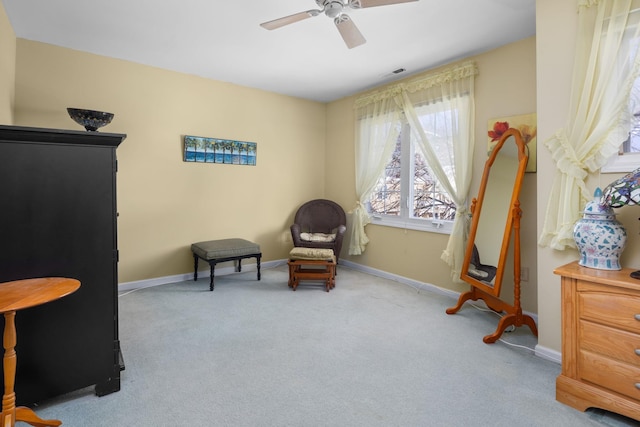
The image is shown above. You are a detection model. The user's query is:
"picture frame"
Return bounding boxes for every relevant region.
[183,135,257,165]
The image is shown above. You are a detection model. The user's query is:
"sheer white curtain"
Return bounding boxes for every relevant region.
[401,64,476,280]
[349,93,403,255]
[349,62,477,281]
[539,0,640,249]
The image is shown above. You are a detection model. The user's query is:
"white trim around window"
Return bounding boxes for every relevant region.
[368,213,454,235]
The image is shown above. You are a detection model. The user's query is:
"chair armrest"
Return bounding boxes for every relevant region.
[290,224,303,247]
[333,225,347,261]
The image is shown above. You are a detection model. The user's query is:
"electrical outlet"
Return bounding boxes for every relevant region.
[521,267,529,282]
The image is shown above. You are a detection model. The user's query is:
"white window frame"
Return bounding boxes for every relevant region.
[368,122,455,235]
[602,9,640,173]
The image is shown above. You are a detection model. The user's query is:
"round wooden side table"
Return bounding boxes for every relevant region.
[0,277,80,427]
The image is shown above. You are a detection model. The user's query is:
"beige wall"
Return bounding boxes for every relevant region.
[0,2,15,124]
[13,39,327,283]
[535,0,577,356]
[326,37,538,313]
[536,1,640,354]
[12,4,606,356]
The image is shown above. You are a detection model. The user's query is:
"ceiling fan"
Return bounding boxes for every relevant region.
[260,0,419,49]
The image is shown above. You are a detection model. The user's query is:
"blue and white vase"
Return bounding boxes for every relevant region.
[573,188,627,270]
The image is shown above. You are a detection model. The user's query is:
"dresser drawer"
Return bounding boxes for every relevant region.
[579,289,640,333]
[580,320,640,366]
[580,350,640,400]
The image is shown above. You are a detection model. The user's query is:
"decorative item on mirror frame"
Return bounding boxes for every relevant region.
[600,166,640,278]
[487,112,537,173]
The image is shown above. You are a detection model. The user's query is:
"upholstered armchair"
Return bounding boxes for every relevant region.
[290,199,347,264]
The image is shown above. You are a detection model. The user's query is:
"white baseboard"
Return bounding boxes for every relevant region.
[118,259,286,292]
[118,257,558,364]
[340,259,539,325]
[339,259,461,300]
[534,344,562,364]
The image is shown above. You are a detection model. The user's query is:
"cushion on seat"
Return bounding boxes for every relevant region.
[299,232,337,243]
[289,247,335,261]
[191,238,261,260]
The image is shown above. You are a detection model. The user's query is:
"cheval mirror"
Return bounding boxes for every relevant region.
[446,128,538,343]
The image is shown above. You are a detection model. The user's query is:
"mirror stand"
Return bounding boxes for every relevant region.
[445,128,537,343]
[446,201,537,343]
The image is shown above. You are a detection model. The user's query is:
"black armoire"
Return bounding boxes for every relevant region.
[0,125,126,405]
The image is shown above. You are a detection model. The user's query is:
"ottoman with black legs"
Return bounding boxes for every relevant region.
[191,238,261,291]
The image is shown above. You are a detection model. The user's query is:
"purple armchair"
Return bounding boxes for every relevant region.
[290,199,347,264]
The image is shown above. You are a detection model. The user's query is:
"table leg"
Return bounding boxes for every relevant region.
[2,311,17,427]
[2,311,61,427]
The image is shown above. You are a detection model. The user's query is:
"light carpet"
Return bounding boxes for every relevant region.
[30,265,639,426]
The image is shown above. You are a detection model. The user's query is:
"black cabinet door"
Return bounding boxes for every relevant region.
[0,126,125,405]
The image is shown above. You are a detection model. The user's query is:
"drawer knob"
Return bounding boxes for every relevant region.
[636,349,640,356]
[636,383,640,390]
[635,314,640,321]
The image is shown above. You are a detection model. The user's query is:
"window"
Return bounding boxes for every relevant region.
[603,73,640,172]
[602,9,640,173]
[368,116,457,234]
[350,61,476,259]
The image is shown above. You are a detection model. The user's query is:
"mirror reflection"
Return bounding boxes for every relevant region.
[466,136,520,290]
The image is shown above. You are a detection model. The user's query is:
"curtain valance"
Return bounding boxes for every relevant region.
[354,61,478,110]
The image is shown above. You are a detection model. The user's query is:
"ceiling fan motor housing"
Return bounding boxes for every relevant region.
[317,0,345,18]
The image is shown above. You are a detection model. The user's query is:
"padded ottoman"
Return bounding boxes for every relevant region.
[191,238,261,291]
[288,247,336,292]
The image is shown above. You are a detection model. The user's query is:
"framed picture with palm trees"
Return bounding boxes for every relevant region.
[183,135,257,165]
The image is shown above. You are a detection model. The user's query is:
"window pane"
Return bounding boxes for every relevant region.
[370,137,401,216]
[625,76,640,153]
[412,149,456,221]
[415,103,458,192]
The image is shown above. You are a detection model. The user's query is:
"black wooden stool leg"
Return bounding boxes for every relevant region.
[257,254,261,280]
[193,254,199,281]
[209,261,216,291]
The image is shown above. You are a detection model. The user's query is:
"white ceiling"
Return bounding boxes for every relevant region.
[2,0,536,103]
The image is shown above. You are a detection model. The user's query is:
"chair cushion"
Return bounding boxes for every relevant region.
[191,238,261,260]
[299,232,336,243]
[289,247,335,261]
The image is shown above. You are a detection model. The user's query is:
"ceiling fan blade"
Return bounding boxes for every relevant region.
[350,0,419,9]
[260,10,321,30]
[334,15,366,49]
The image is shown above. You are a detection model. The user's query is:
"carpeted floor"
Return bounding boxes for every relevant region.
[30,265,640,426]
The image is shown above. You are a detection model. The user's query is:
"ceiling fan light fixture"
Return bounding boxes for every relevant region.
[324,1,344,18]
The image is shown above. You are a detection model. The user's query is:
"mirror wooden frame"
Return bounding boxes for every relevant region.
[446,128,538,343]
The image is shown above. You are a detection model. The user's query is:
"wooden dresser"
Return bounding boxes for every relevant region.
[555,261,640,421]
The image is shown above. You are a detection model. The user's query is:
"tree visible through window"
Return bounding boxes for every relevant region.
[369,124,456,224]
